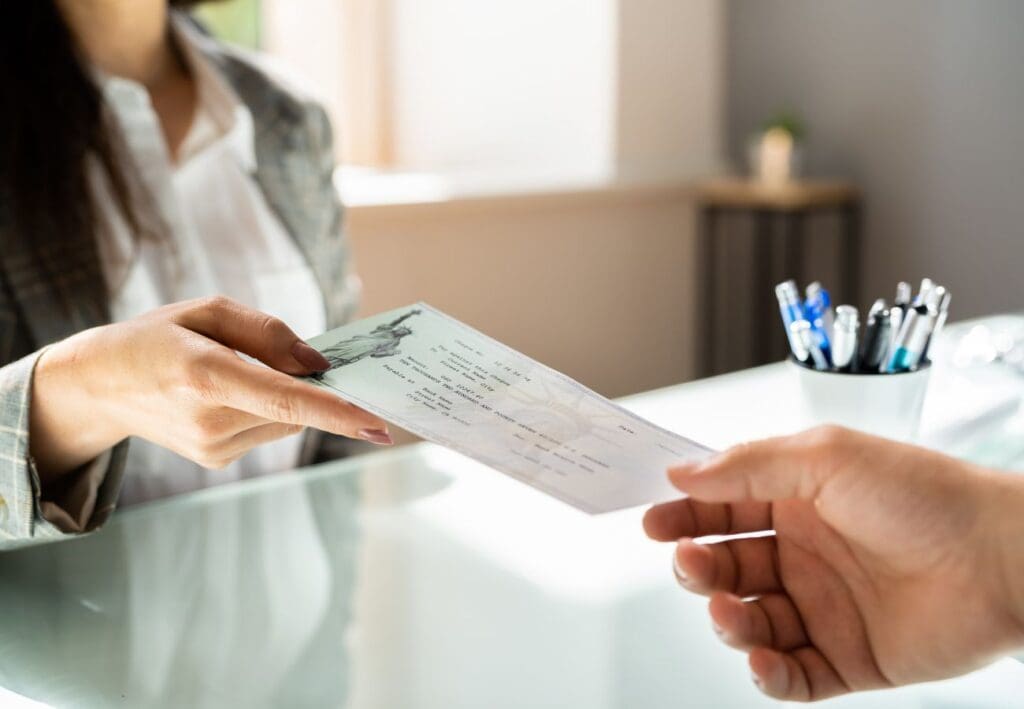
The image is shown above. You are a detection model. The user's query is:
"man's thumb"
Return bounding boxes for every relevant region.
[667,426,851,503]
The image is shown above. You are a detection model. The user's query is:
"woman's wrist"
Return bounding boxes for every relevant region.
[29,328,127,482]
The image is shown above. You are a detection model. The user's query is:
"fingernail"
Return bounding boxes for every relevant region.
[358,428,394,446]
[292,341,331,372]
[751,670,765,693]
[712,622,725,638]
[672,554,690,587]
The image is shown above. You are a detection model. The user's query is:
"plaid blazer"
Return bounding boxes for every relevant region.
[0,36,357,549]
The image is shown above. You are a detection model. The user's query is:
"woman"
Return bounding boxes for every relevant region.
[0,1,390,548]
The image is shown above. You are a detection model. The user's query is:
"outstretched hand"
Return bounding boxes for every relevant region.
[31,296,391,480]
[644,426,1024,701]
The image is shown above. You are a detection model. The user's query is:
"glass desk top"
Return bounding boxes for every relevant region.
[1,318,1022,708]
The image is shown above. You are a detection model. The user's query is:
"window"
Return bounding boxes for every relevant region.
[196,0,723,181]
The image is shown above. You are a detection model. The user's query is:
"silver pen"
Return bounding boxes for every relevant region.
[788,319,811,365]
[831,305,859,372]
[895,281,912,312]
[791,319,828,370]
[776,280,805,361]
[913,277,935,306]
[888,305,903,361]
[921,287,951,362]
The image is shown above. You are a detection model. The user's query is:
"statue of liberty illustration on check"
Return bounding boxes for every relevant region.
[314,309,421,375]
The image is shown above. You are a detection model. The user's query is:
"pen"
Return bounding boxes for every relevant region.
[806,281,835,342]
[802,283,833,366]
[859,300,892,372]
[913,277,934,306]
[774,276,949,375]
[921,287,951,362]
[788,319,811,365]
[791,319,828,370]
[895,281,912,312]
[887,304,937,372]
[831,305,859,372]
[775,280,805,360]
[932,287,951,336]
[925,284,947,311]
[888,305,903,362]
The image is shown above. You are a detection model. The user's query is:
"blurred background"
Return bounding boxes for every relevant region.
[198,0,1024,397]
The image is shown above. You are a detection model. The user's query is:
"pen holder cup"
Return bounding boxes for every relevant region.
[789,359,932,441]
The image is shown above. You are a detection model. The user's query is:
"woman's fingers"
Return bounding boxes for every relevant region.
[673,536,782,597]
[749,646,849,702]
[196,351,390,441]
[643,498,772,541]
[173,296,330,376]
[224,421,306,458]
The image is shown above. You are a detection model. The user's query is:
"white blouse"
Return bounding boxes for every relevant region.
[92,18,327,505]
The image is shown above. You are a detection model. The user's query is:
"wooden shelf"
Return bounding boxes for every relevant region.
[695,178,860,210]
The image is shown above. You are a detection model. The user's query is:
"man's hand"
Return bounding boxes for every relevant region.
[644,426,1024,701]
[31,296,392,480]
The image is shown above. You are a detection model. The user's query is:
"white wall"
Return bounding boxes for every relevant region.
[389,0,617,175]
[388,0,726,179]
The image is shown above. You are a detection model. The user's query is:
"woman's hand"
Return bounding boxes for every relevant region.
[644,426,1024,701]
[30,296,391,480]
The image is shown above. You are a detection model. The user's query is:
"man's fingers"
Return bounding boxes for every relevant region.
[202,354,390,441]
[666,426,858,504]
[749,646,849,702]
[175,296,330,375]
[708,592,808,652]
[643,498,772,541]
[674,536,781,597]
[708,593,853,700]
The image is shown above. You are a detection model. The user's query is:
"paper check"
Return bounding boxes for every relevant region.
[306,304,713,513]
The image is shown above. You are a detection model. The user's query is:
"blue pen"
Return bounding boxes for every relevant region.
[802,284,833,367]
[805,282,835,341]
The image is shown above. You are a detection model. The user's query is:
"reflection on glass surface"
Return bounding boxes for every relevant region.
[953,320,1024,374]
[0,460,366,708]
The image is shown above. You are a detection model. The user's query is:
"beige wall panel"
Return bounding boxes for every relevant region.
[347,190,699,405]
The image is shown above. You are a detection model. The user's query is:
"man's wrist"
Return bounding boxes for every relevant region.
[986,471,1024,650]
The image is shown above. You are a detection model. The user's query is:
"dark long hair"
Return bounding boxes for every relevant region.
[0,2,153,317]
[0,1,216,320]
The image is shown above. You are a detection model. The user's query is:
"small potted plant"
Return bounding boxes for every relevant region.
[749,111,806,184]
